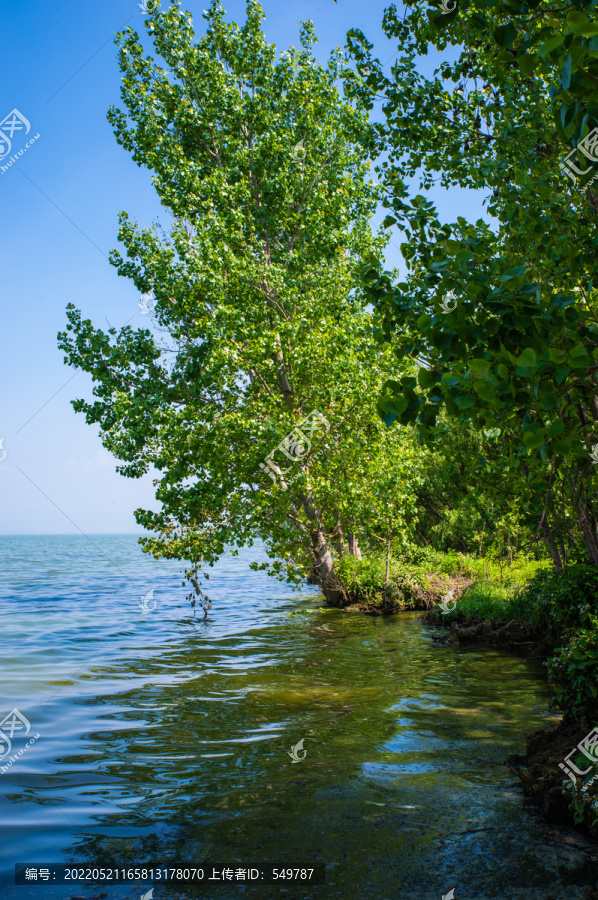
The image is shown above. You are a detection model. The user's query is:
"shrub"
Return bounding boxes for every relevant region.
[547,623,598,719]
[335,554,427,607]
[510,564,598,633]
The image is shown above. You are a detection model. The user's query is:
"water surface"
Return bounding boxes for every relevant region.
[0,535,596,899]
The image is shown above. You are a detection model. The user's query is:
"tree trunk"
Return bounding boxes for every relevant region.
[542,522,564,573]
[577,504,598,565]
[298,492,346,606]
[274,332,294,409]
[415,528,429,546]
[310,524,345,606]
[348,533,362,560]
[332,510,346,558]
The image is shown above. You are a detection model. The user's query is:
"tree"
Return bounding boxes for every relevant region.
[58,0,415,606]
[344,0,598,568]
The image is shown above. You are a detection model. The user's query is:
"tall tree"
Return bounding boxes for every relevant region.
[58,0,415,606]
[346,0,598,567]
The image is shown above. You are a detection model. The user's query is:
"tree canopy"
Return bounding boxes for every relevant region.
[58,0,430,606]
[346,0,598,568]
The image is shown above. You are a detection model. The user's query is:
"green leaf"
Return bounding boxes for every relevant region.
[547,419,565,437]
[567,13,598,36]
[538,34,567,60]
[498,266,527,282]
[522,429,546,450]
[455,393,475,410]
[551,294,577,308]
[494,23,517,48]
[555,367,571,384]
[469,358,491,377]
[552,437,573,455]
[432,7,459,28]
[473,380,496,403]
[568,345,590,368]
[518,54,538,76]
[470,13,489,30]
[516,348,537,369]
[377,394,408,427]
[417,367,437,389]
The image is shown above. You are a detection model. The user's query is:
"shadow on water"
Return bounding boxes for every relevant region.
[1,537,598,899]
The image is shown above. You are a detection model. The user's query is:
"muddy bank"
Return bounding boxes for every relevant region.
[507,716,598,840]
[421,609,557,659]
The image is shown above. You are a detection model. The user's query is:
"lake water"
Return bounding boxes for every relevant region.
[1,534,597,899]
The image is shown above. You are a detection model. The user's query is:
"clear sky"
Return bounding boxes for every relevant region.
[0,0,489,535]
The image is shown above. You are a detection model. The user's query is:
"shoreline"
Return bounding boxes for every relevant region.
[337,571,598,846]
[417,605,598,843]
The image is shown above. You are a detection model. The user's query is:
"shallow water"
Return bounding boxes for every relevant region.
[0,535,597,899]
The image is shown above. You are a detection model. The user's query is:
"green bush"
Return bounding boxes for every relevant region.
[510,565,598,632]
[336,554,427,607]
[400,544,545,586]
[401,545,473,576]
[548,623,598,719]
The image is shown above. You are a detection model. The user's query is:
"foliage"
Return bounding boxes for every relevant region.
[420,0,598,158]
[326,423,425,562]
[335,544,545,607]
[57,0,438,607]
[444,580,514,620]
[346,0,598,568]
[402,543,545,583]
[548,624,598,718]
[510,563,598,630]
[408,418,540,556]
[569,785,598,837]
[335,552,428,606]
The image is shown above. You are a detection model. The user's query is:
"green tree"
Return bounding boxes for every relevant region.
[345,0,598,568]
[58,0,416,606]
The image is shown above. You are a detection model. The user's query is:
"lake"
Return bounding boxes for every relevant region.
[0,535,596,899]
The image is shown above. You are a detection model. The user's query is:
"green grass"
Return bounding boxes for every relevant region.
[336,553,428,608]
[442,580,514,620]
[401,545,548,587]
[336,546,549,611]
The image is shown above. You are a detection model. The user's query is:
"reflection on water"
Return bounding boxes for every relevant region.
[0,535,596,899]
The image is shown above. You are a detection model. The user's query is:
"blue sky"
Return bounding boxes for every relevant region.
[0,0,489,535]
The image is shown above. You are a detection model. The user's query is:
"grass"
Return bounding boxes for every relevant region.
[401,545,548,588]
[445,580,514,620]
[336,545,550,612]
